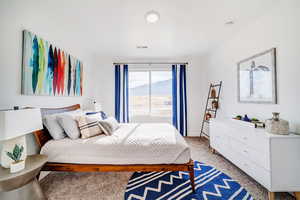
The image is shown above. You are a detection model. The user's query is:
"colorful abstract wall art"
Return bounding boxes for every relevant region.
[22,30,83,96]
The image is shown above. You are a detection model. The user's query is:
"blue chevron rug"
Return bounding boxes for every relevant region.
[124,161,253,200]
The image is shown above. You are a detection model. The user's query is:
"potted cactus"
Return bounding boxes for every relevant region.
[6,144,25,173]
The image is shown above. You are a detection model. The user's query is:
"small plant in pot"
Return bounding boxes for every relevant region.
[6,144,25,173]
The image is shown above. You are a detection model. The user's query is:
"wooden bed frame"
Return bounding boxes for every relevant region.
[34,104,195,192]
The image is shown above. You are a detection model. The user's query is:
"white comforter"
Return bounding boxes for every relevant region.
[40,123,191,164]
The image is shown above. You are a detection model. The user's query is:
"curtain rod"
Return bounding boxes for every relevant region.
[113,62,188,65]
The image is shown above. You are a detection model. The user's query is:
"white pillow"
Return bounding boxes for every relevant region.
[57,110,84,139]
[43,109,82,140]
[98,117,120,136]
[43,114,66,140]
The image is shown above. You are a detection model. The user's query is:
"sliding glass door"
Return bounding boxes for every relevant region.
[128,69,172,123]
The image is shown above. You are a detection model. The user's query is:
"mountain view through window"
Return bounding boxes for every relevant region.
[129,70,172,120]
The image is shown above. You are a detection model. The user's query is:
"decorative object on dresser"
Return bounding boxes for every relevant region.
[200,81,222,139]
[237,48,277,104]
[0,108,43,169]
[265,112,289,135]
[242,114,251,122]
[210,119,300,200]
[254,121,265,128]
[22,30,83,96]
[0,155,48,200]
[233,115,266,128]
[234,115,242,120]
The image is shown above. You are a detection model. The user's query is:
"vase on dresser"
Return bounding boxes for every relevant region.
[265,112,289,135]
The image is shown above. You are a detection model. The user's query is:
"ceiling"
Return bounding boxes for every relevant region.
[2,0,279,59]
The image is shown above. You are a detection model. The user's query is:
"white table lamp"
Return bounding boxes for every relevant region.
[92,102,102,112]
[0,108,43,168]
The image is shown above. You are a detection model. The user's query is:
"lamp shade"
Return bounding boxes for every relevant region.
[0,108,43,141]
[92,103,102,112]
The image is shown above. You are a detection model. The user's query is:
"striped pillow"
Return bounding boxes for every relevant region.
[98,117,120,136]
[76,116,103,139]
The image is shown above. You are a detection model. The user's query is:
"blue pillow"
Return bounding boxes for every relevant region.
[86,111,108,120]
[100,111,108,119]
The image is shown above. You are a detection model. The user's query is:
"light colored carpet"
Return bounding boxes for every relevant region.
[40,137,295,200]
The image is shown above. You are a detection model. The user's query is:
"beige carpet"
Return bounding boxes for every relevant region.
[40,137,295,200]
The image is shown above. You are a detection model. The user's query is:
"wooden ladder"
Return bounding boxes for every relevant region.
[200,81,222,139]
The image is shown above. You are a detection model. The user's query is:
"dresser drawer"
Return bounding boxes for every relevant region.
[216,122,251,143]
[230,150,271,189]
[211,133,229,153]
[243,158,271,189]
[224,126,269,155]
[230,138,270,170]
[210,124,229,148]
[248,131,270,154]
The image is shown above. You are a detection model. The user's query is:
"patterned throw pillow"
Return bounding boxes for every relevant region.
[98,117,120,136]
[76,116,103,139]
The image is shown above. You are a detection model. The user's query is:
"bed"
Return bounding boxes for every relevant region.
[34,104,195,192]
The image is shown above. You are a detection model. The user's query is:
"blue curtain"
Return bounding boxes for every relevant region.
[172,64,187,136]
[172,65,178,128]
[115,64,129,122]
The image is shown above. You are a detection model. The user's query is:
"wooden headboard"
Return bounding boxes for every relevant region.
[34,104,81,148]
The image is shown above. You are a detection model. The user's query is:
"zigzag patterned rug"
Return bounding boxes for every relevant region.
[124,161,253,200]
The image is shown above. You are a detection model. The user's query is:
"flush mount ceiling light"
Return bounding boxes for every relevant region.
[136,45,148,49]
[145,10,160,23]
[225,20,235,25]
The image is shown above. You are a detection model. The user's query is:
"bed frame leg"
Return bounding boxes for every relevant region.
[188,163,195,193]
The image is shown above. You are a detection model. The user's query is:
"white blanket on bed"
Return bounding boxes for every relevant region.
[40,123,191,164]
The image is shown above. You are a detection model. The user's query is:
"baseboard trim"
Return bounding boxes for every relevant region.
[188,130,200,137]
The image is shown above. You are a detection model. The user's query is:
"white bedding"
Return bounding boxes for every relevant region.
[40,123,191,164]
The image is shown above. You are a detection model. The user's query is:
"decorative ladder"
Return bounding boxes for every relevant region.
[200,81,222,139]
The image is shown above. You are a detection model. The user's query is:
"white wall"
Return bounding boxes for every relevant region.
[0,1,97,157]
[204,0,300,133]
[93,55,207,136]
[186,57,208,136]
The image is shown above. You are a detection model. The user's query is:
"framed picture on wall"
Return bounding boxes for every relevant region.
[237,48,277,104]
[22,30,83,96]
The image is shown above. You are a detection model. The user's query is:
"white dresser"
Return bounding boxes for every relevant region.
[210,119,300,199]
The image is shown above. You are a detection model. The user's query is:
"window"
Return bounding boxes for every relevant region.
[129,71,150,116]
[129,69,172,121]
